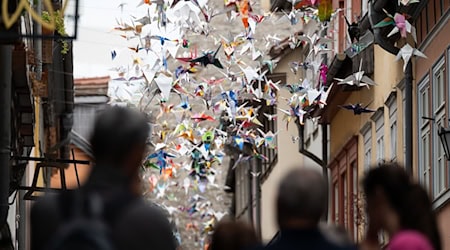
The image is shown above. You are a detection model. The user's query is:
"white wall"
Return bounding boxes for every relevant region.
[260,44,325,241]
[260,87,306,242]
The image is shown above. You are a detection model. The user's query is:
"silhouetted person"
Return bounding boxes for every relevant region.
[208,219,260,250]
[31,106,177,250]
[360,163,441,250]
[266,167,357,250]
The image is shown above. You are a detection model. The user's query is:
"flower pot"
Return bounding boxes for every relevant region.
[42,27,54,63]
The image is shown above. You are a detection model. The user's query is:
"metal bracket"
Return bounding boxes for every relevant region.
[12,155,89,200]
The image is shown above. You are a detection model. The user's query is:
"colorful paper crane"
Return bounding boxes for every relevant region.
[190,45,224,69]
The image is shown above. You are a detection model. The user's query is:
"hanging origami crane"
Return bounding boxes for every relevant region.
[399,0,420,5]
[395,43,427,72]
[334,59,377,88]
[339,103,376,115]
[107,0,347,244]
[147,148,177,173]
[190,45,224,69]
[374,10,416,42]
[191,113,216,122]
[256,128,279,149]
[344,15,361,43]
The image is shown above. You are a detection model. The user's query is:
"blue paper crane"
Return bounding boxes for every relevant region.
[147,150,176,173]
[150,35,172,46]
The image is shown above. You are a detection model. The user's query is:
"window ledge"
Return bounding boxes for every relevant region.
[432,188,450,210]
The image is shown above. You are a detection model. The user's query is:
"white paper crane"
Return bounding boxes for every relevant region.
[334,60,377,88]
[154,74,173,101]
[395,44,427,72]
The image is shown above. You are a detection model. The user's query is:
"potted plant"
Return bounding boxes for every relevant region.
[41,10,69,58]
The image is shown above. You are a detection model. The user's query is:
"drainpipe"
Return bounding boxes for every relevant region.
[404,61,413,175]
[0,45,13,230]
[322,123,329,221]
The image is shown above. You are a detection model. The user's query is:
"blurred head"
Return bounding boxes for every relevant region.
[363,163,441,250]
[208,219,259,250]
[90,106,150,176]
[276,167,327,229]
[363,163,410,233]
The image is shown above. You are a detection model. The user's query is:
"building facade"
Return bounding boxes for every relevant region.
[225,0,449,247]
[2,2,77,249]
[414,2,450,248]
[319,0,450,245]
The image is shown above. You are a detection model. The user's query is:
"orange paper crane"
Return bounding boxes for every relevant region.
[137,0,152,7]
[238,0,250,29]
[161,166,174,181]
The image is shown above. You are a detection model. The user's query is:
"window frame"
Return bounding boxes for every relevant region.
[361,122,372,170]
[329,137,358,240]
[361,0,368,15]
[432,57,447,197]
[371,109,385,162]
[386,92,398,161]
[418,76,432,192]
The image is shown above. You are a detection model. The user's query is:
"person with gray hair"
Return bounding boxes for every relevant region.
[264,168,357,250]
[31,106,177,250]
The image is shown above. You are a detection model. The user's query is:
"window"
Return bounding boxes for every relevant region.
[260,73,284,181]
[334,183,339,224]
[343,172,348,227]
[372,110,384,162]
[418,55,449,199]
[346,0,352,25]
[434,62,445,110]
[390,121,397,160]
[387,93,398,161]
[352,162,358,240]
[419,77,432,192]
[235,161,250,218]
[329,137,358,240]
[361,0,368,15]
[361,122,372,170]
[432,59,447,197]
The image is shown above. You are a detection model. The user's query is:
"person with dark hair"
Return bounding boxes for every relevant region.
[266,167,357,250]
[208,219,260,250]
[30,106,177,250]
[360,163,441,250]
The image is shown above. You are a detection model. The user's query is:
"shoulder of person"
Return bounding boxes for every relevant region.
[31,192,66,218]
[388,230,433,250]
[116,199,174,233]
[123,199,169,218]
